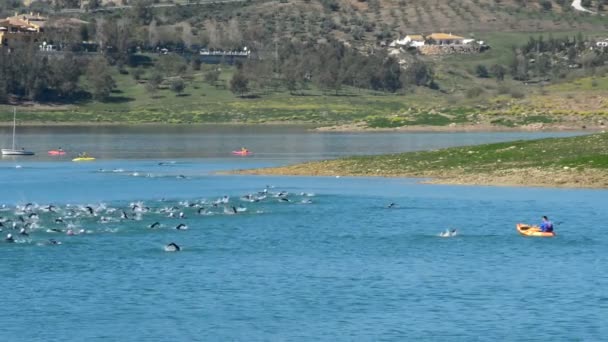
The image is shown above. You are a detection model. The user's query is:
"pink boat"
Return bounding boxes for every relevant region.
[232,149,252,156]
[48,150,66,156]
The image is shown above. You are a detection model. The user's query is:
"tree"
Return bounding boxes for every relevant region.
[87,57,116,101]
[86,0,101,11]
[475,64,490,78]
[378,57,402,92]
[204,69,221,87]
[145,81,158,96]
[567,46,577,64]
[156,54,187,77]
[145,71,163,95]
[132,66,145,81]
[131,0,154,25]
[230,71,249,96]
[509,52,529,81]
[169,77,186,95]
[282,55,304,94]
[535,54,551,77]
[98,19,135,67]
[490,64,506,81]
[540,0,552,11]
[192,58,202,71]
[316,60,342,95]
[402,60,435,87]
[50,53,82,99]
[80,24,90,42]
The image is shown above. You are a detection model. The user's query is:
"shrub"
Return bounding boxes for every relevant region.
[475,64,489,78]
[170,77,186,95]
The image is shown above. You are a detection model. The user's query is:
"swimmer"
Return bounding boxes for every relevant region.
[149,222,161,229]
[5,234,14,243]
[439,229,458,237]
[85,206,95,215]
[164,242,180,252]
[175,223,188,230]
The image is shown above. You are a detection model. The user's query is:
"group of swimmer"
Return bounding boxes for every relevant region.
[1,185,314,250]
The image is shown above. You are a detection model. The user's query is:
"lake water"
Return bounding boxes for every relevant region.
[0,124,585,161]
[1,127,605,341]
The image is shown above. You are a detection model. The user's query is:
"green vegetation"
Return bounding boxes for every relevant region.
[335,133,608,174]
[1,0,608,127]
[238,133,608,188]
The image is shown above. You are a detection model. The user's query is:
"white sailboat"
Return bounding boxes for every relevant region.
[2,107,34,156]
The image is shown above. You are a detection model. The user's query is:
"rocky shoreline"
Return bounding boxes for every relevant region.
[236,164,608,189]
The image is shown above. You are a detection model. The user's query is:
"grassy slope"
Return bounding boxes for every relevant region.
[238,133,608,188]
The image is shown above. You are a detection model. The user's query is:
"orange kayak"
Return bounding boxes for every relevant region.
[516,223,555,237]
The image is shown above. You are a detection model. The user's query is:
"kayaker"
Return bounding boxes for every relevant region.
[540,216,554,233]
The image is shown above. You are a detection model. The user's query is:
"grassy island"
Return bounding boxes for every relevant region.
[236,133,608,188]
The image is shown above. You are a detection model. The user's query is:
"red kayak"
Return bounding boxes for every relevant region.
[232,150,252,156]
[48,150,66,156]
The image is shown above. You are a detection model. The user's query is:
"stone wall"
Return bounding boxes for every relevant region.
[418,45,482,56]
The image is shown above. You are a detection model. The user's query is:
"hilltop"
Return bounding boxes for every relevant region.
[10,0,608,48]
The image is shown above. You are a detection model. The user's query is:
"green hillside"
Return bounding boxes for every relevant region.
[0,0,607,127]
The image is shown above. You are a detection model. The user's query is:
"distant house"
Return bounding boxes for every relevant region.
[0,13,89,49]
[389,37,408,47]
[388,34,425,48]
[405,35,425,47]
[426,33,465,45]
[0,12,45,47]
[596,39,608,48]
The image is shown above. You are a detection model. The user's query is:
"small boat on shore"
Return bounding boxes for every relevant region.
[516,223,555,237]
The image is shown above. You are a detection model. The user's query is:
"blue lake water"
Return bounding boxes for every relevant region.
[1,128,606,341]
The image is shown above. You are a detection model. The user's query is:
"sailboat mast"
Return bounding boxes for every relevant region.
[12,107,16,150]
